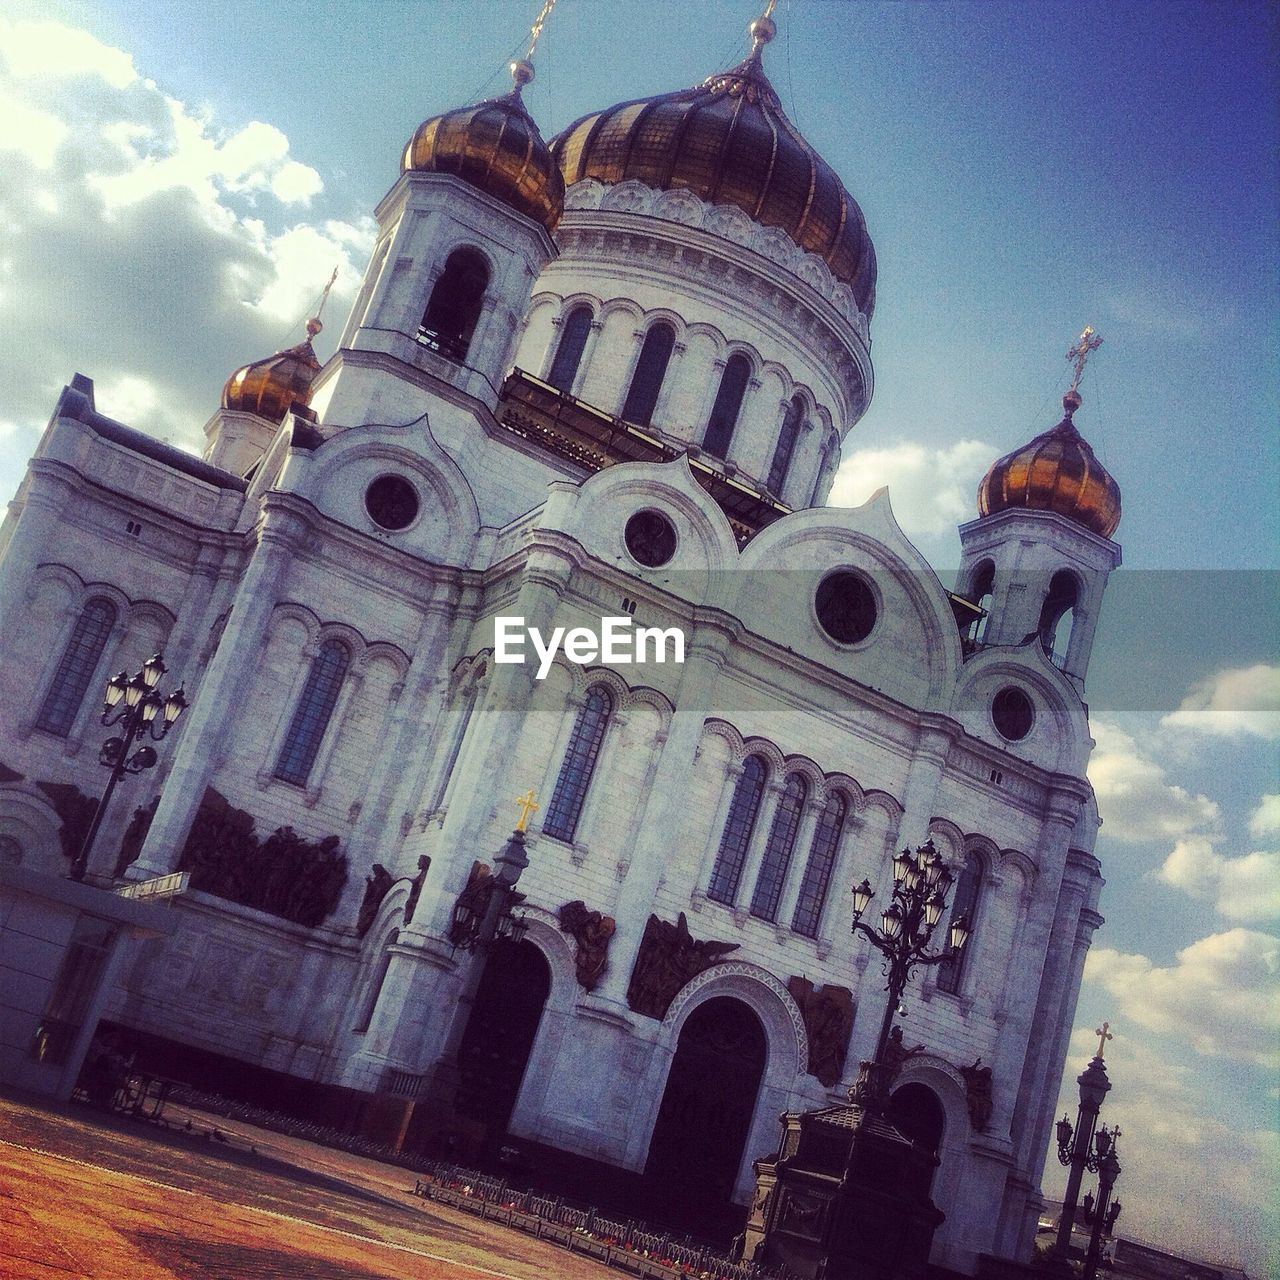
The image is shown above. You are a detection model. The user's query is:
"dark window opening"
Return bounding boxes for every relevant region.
[815,571,878,645]
[418,247,489,363]
[1038,570,1079,666]
[767,396,805,495]
[621,323,676,426]
[547,305,593,392]
[708,754,767,904]
[624,510,678,567]
[36,597,117,736]
[937,853,982,994]
[703,354,752,459]
[543,686,613,842]
[274,639,350,786]
[792,793,847,937]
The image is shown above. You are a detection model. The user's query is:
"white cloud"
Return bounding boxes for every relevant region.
[830,438,997,536]
[1250,793,1280,837]
[1084,931,1280,1069]
[1161,664,1280,741]
[0,85,66,167]
[1157,836,1280,923]
[0,17,138,89]
[1087,719,1219,842]
[1044,1027,1277,1275]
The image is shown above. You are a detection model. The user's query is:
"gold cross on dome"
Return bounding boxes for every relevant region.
[1067,326,1104,393]
[514,789,540,832]
[1095,1021,1113,1059]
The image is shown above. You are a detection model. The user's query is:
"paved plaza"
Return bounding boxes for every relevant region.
[0,1091,616,1279]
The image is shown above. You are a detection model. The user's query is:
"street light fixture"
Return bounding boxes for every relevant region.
[69,653,186,882]
[1053,1023,1116,1259]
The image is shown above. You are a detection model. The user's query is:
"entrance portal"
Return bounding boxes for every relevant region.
[457,939,551,1133]
[645,996,767,1204]
[888,1082,945,1155]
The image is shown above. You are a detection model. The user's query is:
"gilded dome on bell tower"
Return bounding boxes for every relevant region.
[550,14,877,315]
[222,318,323,424]
[402,60,565,235]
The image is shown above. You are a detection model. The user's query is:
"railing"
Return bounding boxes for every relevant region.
[412,1159,798,1280]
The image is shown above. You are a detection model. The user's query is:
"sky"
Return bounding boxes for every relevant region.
[0,0,1276,1271]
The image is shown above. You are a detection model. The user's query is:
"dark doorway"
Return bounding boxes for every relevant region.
[457,939,551,1133]
[888,1082,946,1155]
[645,997,767,1205]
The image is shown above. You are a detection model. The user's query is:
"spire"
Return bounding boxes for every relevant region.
[305,266,339,341]
[507,0,558,102]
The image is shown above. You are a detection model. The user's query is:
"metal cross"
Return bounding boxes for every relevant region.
[514,789,540,832]
[1094,1021,1113,1059]
[1067,326,1104,393]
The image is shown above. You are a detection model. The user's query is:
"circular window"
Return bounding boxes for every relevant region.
[624,510,678,567]
[815,571,877,645]
[365,475,419,531]
[992,687,1034,741]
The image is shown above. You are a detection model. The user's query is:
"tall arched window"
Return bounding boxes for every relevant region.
[937,852,983,994]
[353,928,398,1033]
[767,396,805,495]
[1038,570,1079,667]
[547,305,593,392]
[543,686,613,842]
[969,560,995,645]
[702,353,752,458]
[274,639,350,786]
[792,793,847,937]
[750,773,808,921]
[418,247,489,362]
[708,754,768,905]
[35,597,117,735]
[621,322,676,426]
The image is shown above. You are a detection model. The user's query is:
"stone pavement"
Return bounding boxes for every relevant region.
[0,1090,616,1279]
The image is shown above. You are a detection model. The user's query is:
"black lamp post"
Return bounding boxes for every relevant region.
[70,653,186,882]
[847,839,970,1110]
[1081,1132,1122,1280]
[1053,1023,1115,1259]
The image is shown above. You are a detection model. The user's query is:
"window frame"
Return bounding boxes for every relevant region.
[702,352,753,459]
[273,638,352,788]
[542,685,614,843]
[707,754,768,905]
[34,596,118,737]
[750,772,808,921]
[791,792,848,937]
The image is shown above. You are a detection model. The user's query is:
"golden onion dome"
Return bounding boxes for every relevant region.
[222,318,323,424]
[402,62,565,234]
[550,16,877,315]
[978,390,1121,538]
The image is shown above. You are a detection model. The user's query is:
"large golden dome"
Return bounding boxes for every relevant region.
[978,391,1121,538]
[402,64,565,235]
[222,319,323,424]
[550,17,877,315]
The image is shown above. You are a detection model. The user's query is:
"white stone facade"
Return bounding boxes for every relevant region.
[0,163,1116,1274]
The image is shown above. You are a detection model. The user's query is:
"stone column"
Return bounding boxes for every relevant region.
[896,717,958,848]
[593,623,731,1007]
[0,482,67,655]
[128,508,303,879]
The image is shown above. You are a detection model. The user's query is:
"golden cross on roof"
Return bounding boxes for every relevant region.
[525,0,557,61]
[514,789,540,832]
[1095,1021,1113,1059]
[1067,326,1104,394]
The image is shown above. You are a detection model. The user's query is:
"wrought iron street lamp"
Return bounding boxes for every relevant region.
[1053,1023,1115,1259]
[847,839,969,1108]
[1082,1130,1122,1280]
[70,653,186,881]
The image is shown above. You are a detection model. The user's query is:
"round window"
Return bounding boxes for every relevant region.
[815,571,877,645]
[365,475,419,531]
[624,510,678,568]
[992,687,1034,741]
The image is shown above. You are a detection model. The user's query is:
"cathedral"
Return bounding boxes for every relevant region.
[0,9,1123,1274]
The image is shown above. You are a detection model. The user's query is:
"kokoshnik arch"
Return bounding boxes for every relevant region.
[0,7,1123,1273]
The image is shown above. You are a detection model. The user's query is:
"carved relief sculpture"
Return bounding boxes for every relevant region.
[557,899,616,990]
[115,796,159,877]
[36,780,99,865]
[959,1057,994,1131]
[787,976,855,1087]
[626,912,740,1020]
[356,863,395,936]
[404,855,431,923]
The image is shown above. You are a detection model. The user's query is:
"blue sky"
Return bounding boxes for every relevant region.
[0,1,1275,1271]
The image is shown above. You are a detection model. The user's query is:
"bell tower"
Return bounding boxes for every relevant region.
[309,57,564,423]
[957,330,1122,691]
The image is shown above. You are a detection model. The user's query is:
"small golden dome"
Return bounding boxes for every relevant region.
[402,73,565,234]
[978,392,1121,538]
[222,318,322,424]
[550,23,877,315]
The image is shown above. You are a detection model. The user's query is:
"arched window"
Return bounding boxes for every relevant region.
[937,851,983,994]
[621,322,676,426]
[702,353,752,458]
[808,438,834,507]
[543,686,613,841]
[792,793,847,937]
[274,639,350,786]
[35,597,117,735]
[1038,570,1079,666]
[353,928,398,1033]
[750,773,808,921]
[767,396,806,495]
[969,559,995,645]
[708,754,768,905]
[547,305,593,392]
[418,247,489,362]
